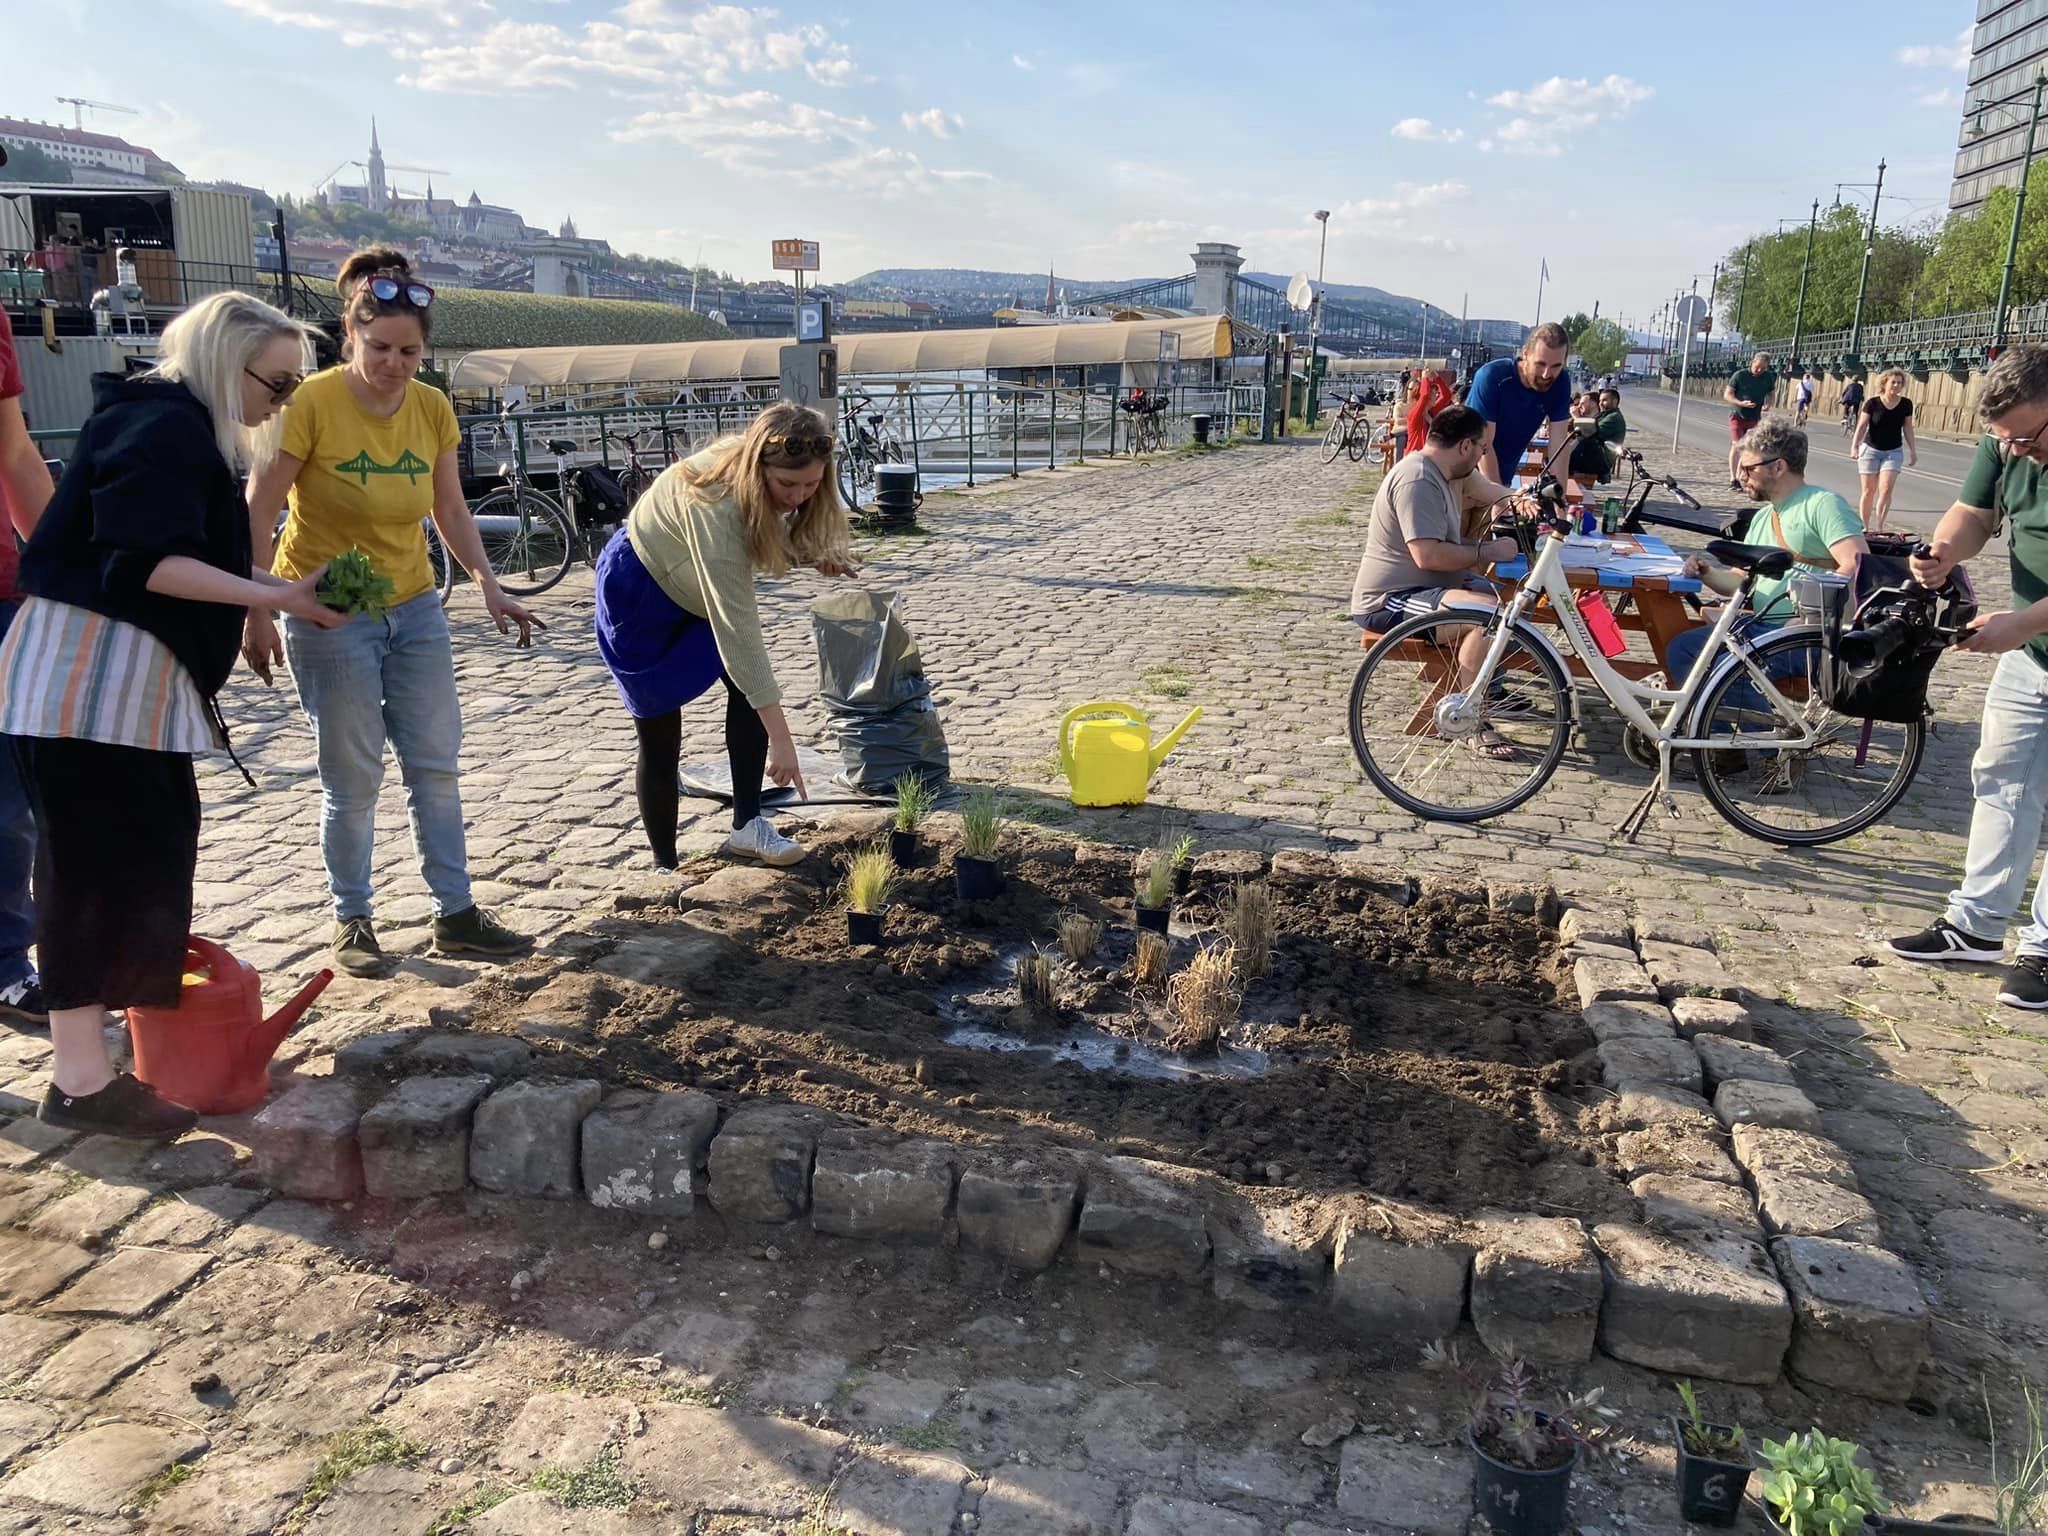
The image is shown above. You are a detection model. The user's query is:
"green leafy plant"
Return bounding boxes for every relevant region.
[1424,1342,1618,1472]
[316,547,396,618]
[892,774,938,834]
[1757,1431,1886,1535]
[842,846,897,915]
[1675,1379,1746,1459]
[1136,845,1175,909]
[1170,833,1197,870]
[1992,1379,2048,1535]
[959,790,1005,860]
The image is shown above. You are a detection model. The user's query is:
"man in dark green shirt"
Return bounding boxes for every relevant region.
[1722,351,1777,490]
[1888,345,2048,1008]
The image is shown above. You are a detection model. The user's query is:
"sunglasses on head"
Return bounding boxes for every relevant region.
[762,432,834,464]
[359,269,435,309]
[244,366,303,403]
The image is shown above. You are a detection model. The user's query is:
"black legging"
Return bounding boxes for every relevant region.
[632,678,769,867]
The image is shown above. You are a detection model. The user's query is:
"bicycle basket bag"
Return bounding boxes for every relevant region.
[572,464,631,527]
[1827,554,1946,724]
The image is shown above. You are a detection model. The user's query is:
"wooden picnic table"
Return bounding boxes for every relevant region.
[1488,531,1704,680]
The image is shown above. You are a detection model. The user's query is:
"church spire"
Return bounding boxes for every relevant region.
[370,116,382,155]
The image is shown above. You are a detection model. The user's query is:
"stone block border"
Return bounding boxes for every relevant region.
[234,862,1932,1398]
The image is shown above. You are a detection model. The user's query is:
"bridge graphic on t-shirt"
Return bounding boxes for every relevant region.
[335,449,432,485]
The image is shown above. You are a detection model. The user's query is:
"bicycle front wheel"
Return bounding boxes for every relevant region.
[469,490,573,596]
[423,518,454,606]
[1321,415,1346,463]
[1348,609,1572,822]
[1691,628,1926,846]
[1347,425,1372,463]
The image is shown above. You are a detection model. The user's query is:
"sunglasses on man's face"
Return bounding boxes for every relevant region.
[1737,456,1783,476]
[1995,408,2048,456]
[362,270,435,308]
[244,367,303,403]
[762,432,835,464]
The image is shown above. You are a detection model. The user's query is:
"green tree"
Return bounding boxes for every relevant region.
[0,143,71,184]
[1717,204,1933,340]
[1557,310,1592,343]
[1575,318,1630,375]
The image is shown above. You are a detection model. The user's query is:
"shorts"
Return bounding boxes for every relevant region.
[11,734,199,1011]
[1353,581,1492,633]
[1728,415,1759,442]
[1858,445,1905,475]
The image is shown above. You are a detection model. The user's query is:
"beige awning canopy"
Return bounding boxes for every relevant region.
[447,315,1233,388]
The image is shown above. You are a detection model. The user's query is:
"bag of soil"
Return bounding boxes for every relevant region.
[811,588,950,794]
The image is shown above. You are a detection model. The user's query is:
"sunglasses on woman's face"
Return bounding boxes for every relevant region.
[362,270,435,308]
[244,367,303,403]
[763,432,834,464]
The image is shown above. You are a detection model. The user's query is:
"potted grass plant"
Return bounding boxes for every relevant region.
[843,845,896,947]
[1424,1343,1616,1536]
[889,775,937,869]
[1758,1431,1885,1535]
[1671,1380,1751,1526]
[955,790,1005,902]
[1134,844,1175,936]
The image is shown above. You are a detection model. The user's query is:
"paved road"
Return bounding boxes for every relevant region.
[1621,387,1979,537]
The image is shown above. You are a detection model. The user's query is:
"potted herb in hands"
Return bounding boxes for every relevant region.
[1672,1380,1751,1526]
[1424,1342,1616,1536]
[890,775,937,868]
[1134,844,1175,936]
[843,845,896,947]
[1758,1431,1885,1535]
[955,790,1005,902]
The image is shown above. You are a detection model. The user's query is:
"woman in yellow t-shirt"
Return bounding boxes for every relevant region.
[245,246,540,978]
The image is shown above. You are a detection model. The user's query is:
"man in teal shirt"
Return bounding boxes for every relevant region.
[1667,415,1865,686]
[1722,351,1778,490]
[1889,345,2048,1008]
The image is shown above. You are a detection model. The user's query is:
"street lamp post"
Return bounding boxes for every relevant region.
[1847,158,1886,361]
[1991,74,2048,350]
[1790,200,1819,372]
[1310,209,1330,358]
[1733,239,1752,342]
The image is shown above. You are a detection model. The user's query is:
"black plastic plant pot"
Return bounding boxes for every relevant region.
[847,908,887,947]
[1172,864,1193,898]
[1469,1427,1577,1536]
[1671,1418,1750,1526]
[888,829,919,869]
[1134,902,1171,937]
[1869,1517,2000,1534]
[955,855,1002,902]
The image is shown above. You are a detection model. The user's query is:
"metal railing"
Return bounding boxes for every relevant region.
[448,378,1269,503]
[1669,299,2048,378]
[0,250,339,322]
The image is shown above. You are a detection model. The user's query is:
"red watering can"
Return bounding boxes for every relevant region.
[126,937,333,1115]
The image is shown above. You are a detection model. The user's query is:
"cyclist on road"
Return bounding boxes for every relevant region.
[1840,375,1865,433]
[1888,345,2048,1008]
[1795,371,1815,426]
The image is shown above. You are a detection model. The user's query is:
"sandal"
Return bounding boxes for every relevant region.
[1462,729,1522,762]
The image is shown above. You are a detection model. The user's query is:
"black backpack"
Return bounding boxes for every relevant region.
[571,464,630,527]
[1828,554,1976,724]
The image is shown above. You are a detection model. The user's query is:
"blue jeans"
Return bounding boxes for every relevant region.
[0,598,34,985]
[1947,650,2048,957]
[284,591,472,922]
[1665,621,1806,713]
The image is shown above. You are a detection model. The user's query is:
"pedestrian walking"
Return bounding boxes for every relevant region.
[596,401,857,871]
[0,292,344,1137]
[1848,368,1917,534]
[1888,346,2048,1008]
[244,247,540,979]
[1723,352,1778,490]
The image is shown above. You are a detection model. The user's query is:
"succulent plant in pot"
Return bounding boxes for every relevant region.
[1757,1431,1886,1536]
[843,845,896,947]
[889,775,938,868]
[1169,833,1197,896]
[1671,1380,1751,1527]
[1424,1342,1617,1536]
[1133,843,1175,936]
[955,790,1005,903]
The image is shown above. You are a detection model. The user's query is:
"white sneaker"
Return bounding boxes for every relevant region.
[724,816,805,867]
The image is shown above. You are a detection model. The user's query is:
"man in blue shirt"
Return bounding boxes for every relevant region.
[1467,322,1575,488]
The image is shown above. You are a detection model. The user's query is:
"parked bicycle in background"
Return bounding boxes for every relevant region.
[839,391,905,505]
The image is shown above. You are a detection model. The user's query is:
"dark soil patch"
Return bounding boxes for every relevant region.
[465,823,1628,1218]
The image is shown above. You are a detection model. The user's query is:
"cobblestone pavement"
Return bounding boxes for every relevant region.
[1,433,2045,1532]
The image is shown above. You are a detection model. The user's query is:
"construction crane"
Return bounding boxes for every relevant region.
[55,97,138,130]
[385,163,449,177]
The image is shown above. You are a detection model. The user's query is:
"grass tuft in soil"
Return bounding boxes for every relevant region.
[1225,881,1274,979]
[1057,912,1101,963]
[1168,943,1238,1055]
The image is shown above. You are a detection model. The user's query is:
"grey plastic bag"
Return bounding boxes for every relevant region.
[811,589,950,794]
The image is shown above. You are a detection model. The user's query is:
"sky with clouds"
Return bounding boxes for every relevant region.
[12,1,1984,326]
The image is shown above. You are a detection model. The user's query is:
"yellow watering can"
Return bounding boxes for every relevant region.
[1059,701,1203,807]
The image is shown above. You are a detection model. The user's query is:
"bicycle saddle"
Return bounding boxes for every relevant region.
[545,438,579,455]
[863,413,885,426]
[1704,540,1795,579]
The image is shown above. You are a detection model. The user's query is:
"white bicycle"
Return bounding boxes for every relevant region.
[1347,486,1970,847]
